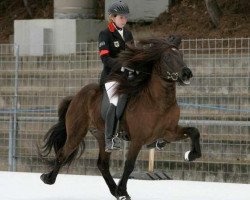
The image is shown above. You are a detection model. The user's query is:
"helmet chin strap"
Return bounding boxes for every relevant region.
[113,22,123,31]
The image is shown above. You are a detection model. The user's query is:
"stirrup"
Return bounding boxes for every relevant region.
[105,134,121,152]
[111,135,121,148]
[156,140,167,150]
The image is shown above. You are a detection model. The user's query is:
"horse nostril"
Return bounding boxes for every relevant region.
[182,67,193,78]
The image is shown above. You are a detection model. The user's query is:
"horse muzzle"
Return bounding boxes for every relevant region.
[179,67,193,85]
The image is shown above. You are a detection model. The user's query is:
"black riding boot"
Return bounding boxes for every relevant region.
[105,103,121,152]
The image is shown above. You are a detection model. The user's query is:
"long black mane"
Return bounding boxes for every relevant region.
[108,35,181,97]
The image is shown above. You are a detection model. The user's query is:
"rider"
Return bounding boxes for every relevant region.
[98,0,134,152]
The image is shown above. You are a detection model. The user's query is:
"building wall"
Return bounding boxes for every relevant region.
[14,19,106,56]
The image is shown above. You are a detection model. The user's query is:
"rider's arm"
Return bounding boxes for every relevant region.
[98,31,117,69]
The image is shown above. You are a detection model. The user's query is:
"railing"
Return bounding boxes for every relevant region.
[0,38,249,183]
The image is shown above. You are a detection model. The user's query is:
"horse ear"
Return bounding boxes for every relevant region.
[167,35,182,48]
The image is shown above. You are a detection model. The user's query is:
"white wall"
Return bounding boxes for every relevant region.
[14,19,106,56]
[14,19,76,56]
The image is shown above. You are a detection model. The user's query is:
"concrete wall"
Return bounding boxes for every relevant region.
[14,19,106,56]
[105,0,170,22]
[54,0,97,19]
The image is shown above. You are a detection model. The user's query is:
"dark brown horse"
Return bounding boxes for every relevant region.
[39,35,201,200]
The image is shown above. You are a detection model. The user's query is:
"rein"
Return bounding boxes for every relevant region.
[121,45,182,82]
[124,67,179,82]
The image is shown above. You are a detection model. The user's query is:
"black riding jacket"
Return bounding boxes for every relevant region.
[98,22,134,85]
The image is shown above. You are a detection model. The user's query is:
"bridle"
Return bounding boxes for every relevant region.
[163,71,179,81]
[122,65,180,82]
[157,46,182,81]
[122,47,183,82]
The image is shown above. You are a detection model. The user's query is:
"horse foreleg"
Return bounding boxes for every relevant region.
[96,137,117,197]
[177,126,202,161]
[116,142,142,200]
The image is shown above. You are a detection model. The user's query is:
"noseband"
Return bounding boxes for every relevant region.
[164,71,179,81]
[125,66,180,82]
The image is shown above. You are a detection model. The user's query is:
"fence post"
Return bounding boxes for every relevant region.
[148,149,155,172]
[122,141,128,167]
[8,115,15,171]
[8,44,19,171]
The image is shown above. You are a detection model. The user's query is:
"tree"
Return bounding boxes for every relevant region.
[22,0,33,18]
[204,0,222,28]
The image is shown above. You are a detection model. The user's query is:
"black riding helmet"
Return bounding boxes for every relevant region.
[108,0,130,16]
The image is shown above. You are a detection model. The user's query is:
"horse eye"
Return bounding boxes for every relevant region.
[163,54,170,62]
[171,48,178,52]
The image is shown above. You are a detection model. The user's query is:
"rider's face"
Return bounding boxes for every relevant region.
[112,15,128,29]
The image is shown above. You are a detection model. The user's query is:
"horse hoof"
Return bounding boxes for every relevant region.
[184,150,191,161]
[40,173,56,185]
[184,150,201,161]
[117,196,131,200]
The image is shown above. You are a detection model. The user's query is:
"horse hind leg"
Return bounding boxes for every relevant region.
[40,123,88,185]
[40,159,62,185]
[40,92,91,185]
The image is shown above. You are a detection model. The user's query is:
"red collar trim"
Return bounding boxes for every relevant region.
[108,23,115,32]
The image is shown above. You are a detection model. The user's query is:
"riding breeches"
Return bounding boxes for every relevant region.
[104,81,119,106]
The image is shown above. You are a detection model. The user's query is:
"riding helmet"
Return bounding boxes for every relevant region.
[108,1,130,16]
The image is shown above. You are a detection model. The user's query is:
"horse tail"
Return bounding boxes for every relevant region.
[38,96,84,167]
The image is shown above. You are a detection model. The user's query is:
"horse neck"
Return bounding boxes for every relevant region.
[148,71,177,109]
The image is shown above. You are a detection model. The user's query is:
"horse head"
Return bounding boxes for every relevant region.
[158,35,193,85]
[109,35,193,97]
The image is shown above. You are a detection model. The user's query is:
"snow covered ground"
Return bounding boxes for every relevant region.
[0,171,249,200]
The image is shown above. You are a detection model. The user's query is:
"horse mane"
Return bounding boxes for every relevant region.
[108,35,181,98]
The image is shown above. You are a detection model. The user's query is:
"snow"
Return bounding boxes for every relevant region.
[0,171,249,200]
